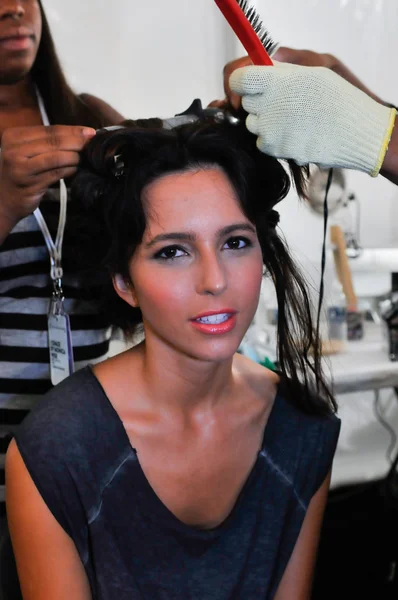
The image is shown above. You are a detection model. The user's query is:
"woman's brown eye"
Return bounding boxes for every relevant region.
[154,246,187,261]
[164,248,178,258]
[225,237,250,250]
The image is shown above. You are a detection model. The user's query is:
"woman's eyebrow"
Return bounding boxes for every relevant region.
[145,232,196,249]
[145,223,256,248]
[221,223,256,236]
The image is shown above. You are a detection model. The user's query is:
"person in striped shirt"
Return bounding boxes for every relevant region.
[0,0,124,519]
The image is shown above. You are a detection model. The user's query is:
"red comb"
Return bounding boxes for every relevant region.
[214,0,274,66]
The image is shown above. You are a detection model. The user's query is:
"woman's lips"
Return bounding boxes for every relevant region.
[0,36,33,51]
[190,312,237,335]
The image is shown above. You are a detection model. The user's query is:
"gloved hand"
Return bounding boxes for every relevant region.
[230,62,396,177]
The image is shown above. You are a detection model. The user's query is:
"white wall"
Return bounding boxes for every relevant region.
[42,0,230,119]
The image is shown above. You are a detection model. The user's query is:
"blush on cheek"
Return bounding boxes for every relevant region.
[235,259,263,301]
[245,273,264,330]
[245,281,263,321]
[135,273,190,319]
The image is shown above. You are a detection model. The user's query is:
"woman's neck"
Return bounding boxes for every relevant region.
[135,339,236,417]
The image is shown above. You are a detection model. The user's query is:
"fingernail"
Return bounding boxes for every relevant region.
[82,128,96,137]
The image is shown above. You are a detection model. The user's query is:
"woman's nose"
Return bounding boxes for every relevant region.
[196,252,228,296]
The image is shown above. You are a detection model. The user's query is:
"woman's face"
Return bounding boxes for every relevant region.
[116,167,264,363]
[0,0,42,84]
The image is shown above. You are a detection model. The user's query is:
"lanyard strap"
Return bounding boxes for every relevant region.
[33,181,67,282]
[33,87,67,289]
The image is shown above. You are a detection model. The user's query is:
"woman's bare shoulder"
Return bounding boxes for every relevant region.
[233,353,280,406]
[92,348,145,416]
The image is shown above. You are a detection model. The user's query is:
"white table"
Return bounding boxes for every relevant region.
[321,324,398,488]
[327,324,398,394]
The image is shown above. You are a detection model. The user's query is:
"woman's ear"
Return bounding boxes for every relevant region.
[113,274,139,308]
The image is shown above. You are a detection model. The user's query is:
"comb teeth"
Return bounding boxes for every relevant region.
[236,0,277,55]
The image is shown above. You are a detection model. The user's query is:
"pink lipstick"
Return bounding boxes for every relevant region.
[190,310,237,335]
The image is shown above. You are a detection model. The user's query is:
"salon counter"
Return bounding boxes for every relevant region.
[324,324,398,489]
[327,324,398,394]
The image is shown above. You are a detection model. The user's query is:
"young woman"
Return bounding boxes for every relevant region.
[6,118,340,599]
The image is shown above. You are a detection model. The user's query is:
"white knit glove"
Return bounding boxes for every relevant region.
[230,63,396,176]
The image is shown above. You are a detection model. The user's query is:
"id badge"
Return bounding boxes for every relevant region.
[48,298,74,386]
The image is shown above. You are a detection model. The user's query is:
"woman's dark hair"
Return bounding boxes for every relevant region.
[31,1,106,129]
[71,117,336,417]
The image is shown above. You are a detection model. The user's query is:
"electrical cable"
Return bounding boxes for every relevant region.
[315,168,334,343]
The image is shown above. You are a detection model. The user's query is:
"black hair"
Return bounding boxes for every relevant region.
[31,1,106,129]
[70,118,336,417]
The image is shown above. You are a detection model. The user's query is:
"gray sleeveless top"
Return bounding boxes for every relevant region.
[15,367,340,599]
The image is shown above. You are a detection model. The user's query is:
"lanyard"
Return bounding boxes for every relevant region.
[33,182,67,296]
[33,87,68,299]
[33,88,74,384]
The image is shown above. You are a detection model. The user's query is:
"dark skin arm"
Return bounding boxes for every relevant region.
[381,126,398,185]
[0,96,124,245]
[79,94,124,126]
[272,48,387,106]
[0,125,96,245]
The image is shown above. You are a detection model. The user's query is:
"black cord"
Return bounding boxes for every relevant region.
[315,169,334,342]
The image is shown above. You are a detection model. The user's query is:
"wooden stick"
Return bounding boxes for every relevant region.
[330,225,358,310]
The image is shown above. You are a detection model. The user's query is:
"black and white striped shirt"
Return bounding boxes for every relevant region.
[0,187,112,509]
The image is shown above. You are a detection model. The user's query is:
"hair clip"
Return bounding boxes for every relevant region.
[97,125,126,133]
[113,153,125,179]
[94,126,127,179]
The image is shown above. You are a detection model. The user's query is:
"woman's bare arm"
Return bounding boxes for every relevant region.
[274,470,331,600]
[5,439,91,600]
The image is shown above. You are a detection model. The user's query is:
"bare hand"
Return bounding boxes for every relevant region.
[0,125,95,230]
